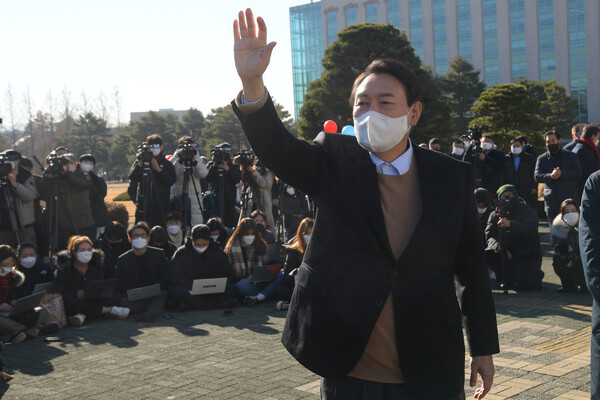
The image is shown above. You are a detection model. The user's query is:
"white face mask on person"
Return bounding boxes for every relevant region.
[563,212,579,227]
[0,266,14,277]
[453,148,464,157]
[511,147,522,155]
[80,162,93,173]
[132,238,148,249]
[76,251,93,264]
[286,187,295,196]
[167,225,181,235]
[354,106,413,153]
[477,207,487,215]
[241,235,255,246]
[151,148,161,156]
[20,256,37,269]
[193,245,208,254]
[481,142,493,151]
[210,235,219,241]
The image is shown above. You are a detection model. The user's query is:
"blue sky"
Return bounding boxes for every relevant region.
[1,0,310,126]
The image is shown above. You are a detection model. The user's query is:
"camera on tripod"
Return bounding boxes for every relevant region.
[177,142,197,163]
[137,142,155,163]
[45,151,70,176]
[467,124,489,145]
[235,150,255,168]
[211,144,232,165]
[0,154,16,186]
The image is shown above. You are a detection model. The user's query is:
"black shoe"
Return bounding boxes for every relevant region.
[38,322,60,335]
[243,295,259,306]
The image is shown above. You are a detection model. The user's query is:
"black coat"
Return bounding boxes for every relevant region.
[233,96,499,397]
[503,153,537,207]
[573,141,600,196]
[169,238,232,289]
[94,236,131,279]
[50,249,105,303]
[535,150,582,217]
[477,149,505,194]
[14,260,54,299]
[88,171,108,227]
[115,247,170,294]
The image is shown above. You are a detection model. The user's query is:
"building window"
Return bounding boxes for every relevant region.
[387,0,399,28]
[510,0,526,81]
[409,0,424,60]
[483,0,499,85]
[569,0,587,121]
[433,0,447,74]
[327,11,338,46]
[366,3,378,23]
[538,0,556,81]
[346,7,357,26]
[457,0,472,62]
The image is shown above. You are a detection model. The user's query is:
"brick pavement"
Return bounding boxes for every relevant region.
[0,222,594,399]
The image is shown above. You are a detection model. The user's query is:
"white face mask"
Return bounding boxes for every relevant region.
[0,266,13,277]
[595,137,600,147]
[477,207,487,215]
[563,212,579,227]
[303,235,311,244]
[354,107,412,153]
[151,148,161,156]
[241,235,255,246]
[286,187,295,196]
[453,148,464,156]
[511,147,522,155]
[193,245,208,254]
[76,251,93,264]
[167,225,181,235]
[210,235,219,241]
[462,140,471,148]
[20,256,37,269]
[132,238,148,249]
[80,162,93,172]
[481,142,493,151]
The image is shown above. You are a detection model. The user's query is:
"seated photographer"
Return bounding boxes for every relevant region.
[206,217,230,250]
[149,225,177,260]
[50,236,129,326]
[127,134,176,228]
[165,211,184,248]
[279,183,309,236]
[0,150,38,248]
[14,242,53,299]
[206,142,242,229]
[94,221,131,279]
[277,218,313,307]
[551,199,586,293]
[170,136,208,229]
[80,154,108,238]
[485,185,544,290]
[40,152,95,251]
[170,224,236,310]
[115,222,170,322]
[242,156,275,230]
[225,218,282,306]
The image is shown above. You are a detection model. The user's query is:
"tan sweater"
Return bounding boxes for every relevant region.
[348,156,422,383]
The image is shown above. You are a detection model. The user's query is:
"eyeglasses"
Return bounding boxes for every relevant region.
[130,233,147,239]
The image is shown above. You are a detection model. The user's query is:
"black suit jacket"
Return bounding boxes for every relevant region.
[233,97,499,397]
[503,152,537,207]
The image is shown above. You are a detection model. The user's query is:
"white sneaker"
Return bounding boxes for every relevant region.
[110,307,130,319]
[68,314,86,327]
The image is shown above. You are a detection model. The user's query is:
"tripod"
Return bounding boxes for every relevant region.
[46,181,78,266]
[237,187,252,226]
[180,160,204,236]
[135,161,166,226]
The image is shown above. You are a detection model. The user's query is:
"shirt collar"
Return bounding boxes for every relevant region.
[369,141,413,176]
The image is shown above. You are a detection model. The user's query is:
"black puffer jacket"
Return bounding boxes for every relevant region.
[50,249,105,303]
[169,238,233,290]
[15,259,54,299]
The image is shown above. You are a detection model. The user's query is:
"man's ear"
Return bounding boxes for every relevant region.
[410,102,423,126]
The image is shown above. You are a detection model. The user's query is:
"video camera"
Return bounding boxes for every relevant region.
[467,124,489,145]
[211,144,232,165]
[177,141,197,163]
[0,154,15,186]
[136,142,154,163]
[235,150,255,168]
[45,151,70,176]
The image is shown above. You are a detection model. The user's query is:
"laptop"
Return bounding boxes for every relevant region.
[190,277,227,295]
[251,264,282,283]
[33,282,53,294]
[85,279,119,300]
[127,283,161,302]
[0,290,46,317]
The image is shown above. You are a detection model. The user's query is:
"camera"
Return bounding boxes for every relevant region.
[45,151,70,176]
[136,142,154,163]
[467,124,489,144]
[211,144,232,165]
[235,150,255,168]
[177,142,197,163]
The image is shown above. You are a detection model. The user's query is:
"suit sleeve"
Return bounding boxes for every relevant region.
[534,156,553,183]
[561,153,582,180]
[580,172,600,304]
[453,164,500,357]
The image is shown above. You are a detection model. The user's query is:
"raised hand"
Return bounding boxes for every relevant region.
[233,8,276,101]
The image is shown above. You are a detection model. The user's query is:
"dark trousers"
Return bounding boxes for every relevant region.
[121,290,168,322]
[171,285,233,310]
[64,295,121,319]
[320,376,465,400]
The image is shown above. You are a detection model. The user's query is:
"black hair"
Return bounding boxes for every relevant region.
[191,224,211,241]
[582,124,599,140]
[544,130,560,140]
[166,211,183,222]
[149,225,169,246]
[474,188,492,208]
[146,134,163,145]
[105,221,127,241]
[17,242,37,257]
[128,221,150,236]
[0,245,17,263]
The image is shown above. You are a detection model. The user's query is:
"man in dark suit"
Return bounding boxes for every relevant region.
[572,124,600,197]
[231,9,499,400]
[503,138,537,208]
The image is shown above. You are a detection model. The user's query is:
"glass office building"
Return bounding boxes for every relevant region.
[290,0,599,122]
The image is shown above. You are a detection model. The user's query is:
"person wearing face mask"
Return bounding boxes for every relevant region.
[148,225,177,260]
[169,224,236,310]
[485,185,543,291]
[241,157,276,230]
[115,222,170,322]
[551,199,586,293]
[428,138,441,152]
[206,142,242,229]
[40,152,96,251]
[474,188,493,243]
[450,140,465,161]
[165,211,184,247]
[79,154,108,239]
[503,138,537,209]
[279,183,309,237]
[0,150,38,248]
[231,10,498,399]
[50,236,129,326]
[206,217,230,250]
[14,242,53,299]
[225,218,282,306]
[127,134,177,228]
[93,221,131,279]
[476,135,505,195]
[251,210,278,261]
[572,125,600,197]
[535,130,582,230]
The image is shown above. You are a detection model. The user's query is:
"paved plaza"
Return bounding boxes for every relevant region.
[0,222,594,399]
